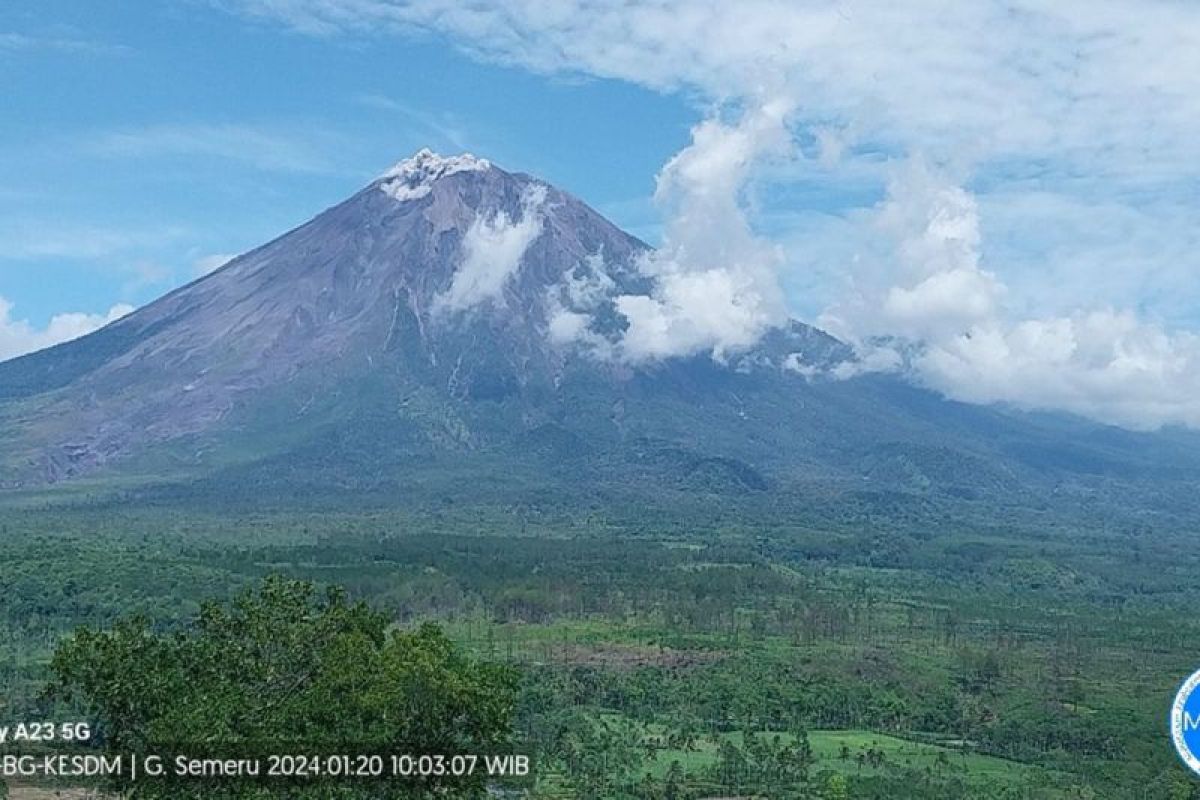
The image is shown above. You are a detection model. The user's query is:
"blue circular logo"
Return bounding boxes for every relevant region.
[1171,668,1200,774]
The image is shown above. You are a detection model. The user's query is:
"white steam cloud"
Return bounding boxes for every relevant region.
[435,184,547,313]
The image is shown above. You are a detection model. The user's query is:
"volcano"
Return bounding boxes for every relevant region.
[1,150,1197,525]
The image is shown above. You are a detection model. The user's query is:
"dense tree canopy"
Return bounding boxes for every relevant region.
[47,576,517,798]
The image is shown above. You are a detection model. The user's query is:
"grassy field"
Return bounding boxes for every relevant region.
[642,729,1047,780]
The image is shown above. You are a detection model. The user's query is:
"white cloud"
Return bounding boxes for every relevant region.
[225,0,1200,428]
[547,307,590,345]
[541,254,619,356]
[224,1,1200,176]
[561,253,616,310]
[884,269,1002,334]
[536,104,793,363]
[821,159,1005,343]
[0,298,133,363]
[915,312,1200,431]
[826,163,1200,429]
[435,184,546,312]
[613,99,792,362]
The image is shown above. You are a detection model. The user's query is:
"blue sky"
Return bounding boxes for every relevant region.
[3,1,1200,429]
[0,1,695,325]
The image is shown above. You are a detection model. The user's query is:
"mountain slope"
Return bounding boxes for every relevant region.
[1,149,1198,528]
[0,151,651,480]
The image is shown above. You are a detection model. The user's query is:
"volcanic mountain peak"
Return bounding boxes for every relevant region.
[378,148,493,202]
[6,149,1191,504]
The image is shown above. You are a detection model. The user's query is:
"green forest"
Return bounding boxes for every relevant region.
[1,486,1198,799]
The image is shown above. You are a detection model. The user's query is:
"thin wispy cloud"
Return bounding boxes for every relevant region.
[83,123,345,174]
[0,31,131,56]
[2,222,189,261]
[0,222,188,300]
[354,94,470,150]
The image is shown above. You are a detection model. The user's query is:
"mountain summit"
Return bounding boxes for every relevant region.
[0,150,647,481]
[0,151,1196,518]
[377,148,492,201]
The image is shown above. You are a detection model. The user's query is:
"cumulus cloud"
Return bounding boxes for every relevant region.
[435,184,546,312]
[539,102,793,363]
[821,159,1004,343]
[225,0,1200,428]
[546,307,592,346]
[613,99,792,362]
[0,298,133,363]
[826,163,1200,428]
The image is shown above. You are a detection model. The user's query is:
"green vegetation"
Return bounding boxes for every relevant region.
[1,492,1199,798]
[47,576,516,798]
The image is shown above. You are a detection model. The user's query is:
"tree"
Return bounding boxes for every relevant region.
[555,713,645,799]
[663,759,685,800]
[824,773,850,800]
[1166,772,1197,800]
[714,738,748,792]
[47,576,517,799]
